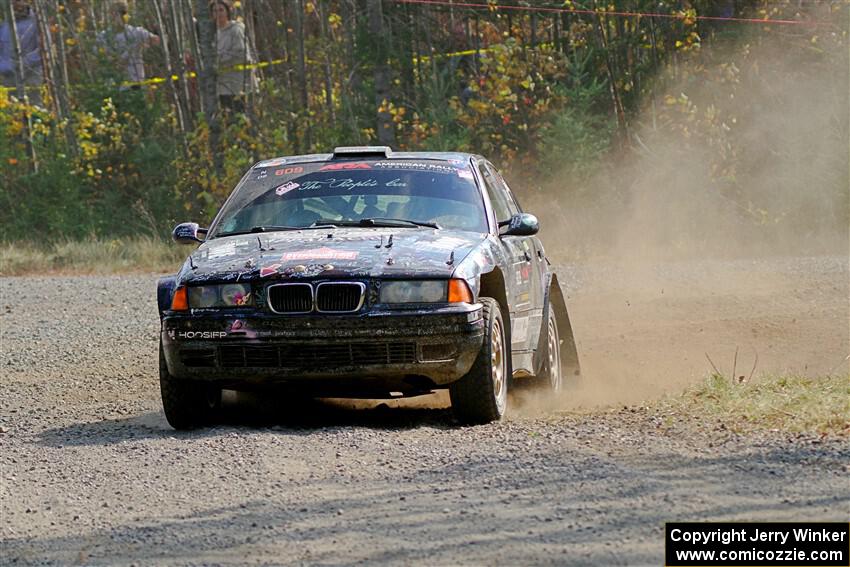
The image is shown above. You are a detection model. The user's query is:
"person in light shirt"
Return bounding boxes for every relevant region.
[97,1,161,87]
[210,0,258,113]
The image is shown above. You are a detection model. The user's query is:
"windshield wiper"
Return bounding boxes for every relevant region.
[311,218,440,229]
[310,219,344,228]
[214,225,303,238]
[364,217,441,229]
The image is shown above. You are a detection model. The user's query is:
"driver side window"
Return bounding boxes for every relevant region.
[478,163,515,223]
[487,164,522,214]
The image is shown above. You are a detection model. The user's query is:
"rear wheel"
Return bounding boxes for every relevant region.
[541,308,563,391]
[450,298,508,424]
[159,342,221,430]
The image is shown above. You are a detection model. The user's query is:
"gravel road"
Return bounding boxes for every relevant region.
[1,256,848,566]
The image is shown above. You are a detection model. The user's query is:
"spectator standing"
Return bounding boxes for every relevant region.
[210,0,258,113]
[0,0,43,105]
[97,1,160,87]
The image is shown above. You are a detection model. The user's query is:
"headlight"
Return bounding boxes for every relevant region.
[220,284,252,306]
[188,285,219,308]
[380,280,447,304]
[188,284,252,308]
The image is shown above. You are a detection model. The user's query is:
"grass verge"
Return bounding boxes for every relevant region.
[666,373,849,437]
[0,237,187,276]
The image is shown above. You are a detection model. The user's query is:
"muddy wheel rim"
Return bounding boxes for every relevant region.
[492,317,507,414]
[547,314,562,391]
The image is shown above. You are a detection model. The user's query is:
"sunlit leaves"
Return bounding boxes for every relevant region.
[444,41,567,165]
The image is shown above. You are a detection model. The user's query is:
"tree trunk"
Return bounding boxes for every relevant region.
[30,0,51,99]
[294,0,311,150]
[242,0,258,116]
[530,12,537,48]
[473,14,480,72]
[48,0,76,156]
[194,0,221,172]
[283,0,297,151]
[152,0,187,137]
[182,0,201,115]
[167,0,194,130]
[62,1,93,82]
[86,0,97,35]
[648,14,660,131]
[552,14,564,53]
[561,11,570,56]
[415,8,424,93]
[314,0,335,124]
[593,10,628,149]
[343,0,362,142]
[399,2,415,105]
[368,0,394,147]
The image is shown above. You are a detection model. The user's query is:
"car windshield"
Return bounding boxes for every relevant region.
[209,159,487,237]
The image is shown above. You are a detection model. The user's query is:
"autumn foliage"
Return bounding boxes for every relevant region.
[0,0,846,240]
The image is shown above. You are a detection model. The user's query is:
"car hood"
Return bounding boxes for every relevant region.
[178,228,487,284]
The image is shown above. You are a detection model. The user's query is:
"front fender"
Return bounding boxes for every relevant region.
[451,236,503,300]
[157,275,178,318]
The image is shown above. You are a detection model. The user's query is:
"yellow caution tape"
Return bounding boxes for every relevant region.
[1,41,545,95]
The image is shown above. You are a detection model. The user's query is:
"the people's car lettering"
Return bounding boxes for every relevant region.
[157,147,580,429]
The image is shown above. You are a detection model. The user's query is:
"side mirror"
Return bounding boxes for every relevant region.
[500,213,539,236]
[172,222,207,244]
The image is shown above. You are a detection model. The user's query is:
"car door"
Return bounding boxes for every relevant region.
[476,161,535,362]
[484,163,547,359]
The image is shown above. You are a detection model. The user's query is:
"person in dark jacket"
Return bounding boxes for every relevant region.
[96,1,161,86]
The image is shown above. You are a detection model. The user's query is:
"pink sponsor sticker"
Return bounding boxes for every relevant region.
[260,263,282,277]
[275,181,300,196]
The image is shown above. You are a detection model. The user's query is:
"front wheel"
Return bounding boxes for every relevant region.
[159,342,221,430]
[450,297,508,424]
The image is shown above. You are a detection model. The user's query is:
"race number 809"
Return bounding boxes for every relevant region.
[275,167,304,176]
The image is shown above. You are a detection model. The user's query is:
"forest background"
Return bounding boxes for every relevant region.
[0,0,847,264]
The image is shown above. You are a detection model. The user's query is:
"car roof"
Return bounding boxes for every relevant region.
[252,150,479,169]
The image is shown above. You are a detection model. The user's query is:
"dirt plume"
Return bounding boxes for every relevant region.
[514,18,850,414]
[530,28,849,262]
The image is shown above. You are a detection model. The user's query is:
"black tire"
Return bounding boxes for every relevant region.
[450,297,509,424]
[534,307,563,392]
[159,342,221,430]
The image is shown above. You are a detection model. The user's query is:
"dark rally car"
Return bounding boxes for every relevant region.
[157,146,580,428]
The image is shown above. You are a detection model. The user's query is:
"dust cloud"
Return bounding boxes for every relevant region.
[529,32,849,263]
[345,16,849,417]
[513,15,850,413]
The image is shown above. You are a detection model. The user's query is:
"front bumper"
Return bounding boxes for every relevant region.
[161,304,484,394]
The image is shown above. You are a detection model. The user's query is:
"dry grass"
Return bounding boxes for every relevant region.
[0,237,188,276]
[668,373,850,436]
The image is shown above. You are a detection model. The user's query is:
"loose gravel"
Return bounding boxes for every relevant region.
[1,258,848,566]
